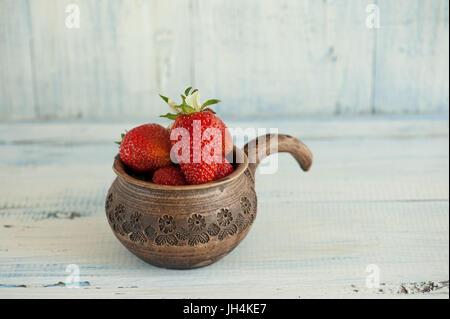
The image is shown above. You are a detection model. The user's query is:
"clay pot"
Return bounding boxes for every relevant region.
[105,134,312,269]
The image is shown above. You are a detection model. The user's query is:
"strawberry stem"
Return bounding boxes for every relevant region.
[159,88,221,120]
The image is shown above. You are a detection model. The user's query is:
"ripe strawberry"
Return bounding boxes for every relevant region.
[118,123,172,173]
[180,162,217,185]
[160,88,234,184]
[215,160,234,181]
[152,166,186,186]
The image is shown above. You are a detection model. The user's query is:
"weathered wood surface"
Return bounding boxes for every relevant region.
[0,0,448,120]
[0,116,448,298]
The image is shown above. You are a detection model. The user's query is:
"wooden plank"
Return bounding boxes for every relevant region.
[0,0,36,120]
[0,201,447,298]
[23,0,192,120]
[191,0,375,117]
[0,114,447,143]
[373,0,449,114]
[1,0,449,121]
[0,117,448,298]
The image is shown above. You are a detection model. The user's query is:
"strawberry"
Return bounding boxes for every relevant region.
[179,162,217,185]
[215,160,234,181]
[152,166,187,186]
[160,88,234,185]
[117,123,172,173]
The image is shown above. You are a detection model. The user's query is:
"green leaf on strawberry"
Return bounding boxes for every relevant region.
[159,87,221,119]
[160,113,179,120]
[180,104,196,114]
[115,132,126,145]
[159,94,169,103]
[158,88,233,185]
[201,99,221,110]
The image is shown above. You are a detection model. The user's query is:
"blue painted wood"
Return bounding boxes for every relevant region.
[0,117,448,298]
[0,0,36,120]
[0,0,448,121]
[373,0,449,114]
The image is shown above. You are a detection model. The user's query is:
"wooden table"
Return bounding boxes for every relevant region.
[0,116,448,298]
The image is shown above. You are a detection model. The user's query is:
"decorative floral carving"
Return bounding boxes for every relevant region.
[159,215,176,233]
[155,234,178,246]
[175,227,189,241]
[107,210,115,224]
[218,224,238,241]
[107,200,257,246]
[130,231,147,244]
[188,214,206,232]
[122,211,147,243]
[121,222,134,234]
[113,223,125,236]
[176,215,211,246]
[122,212,142,232]
[235,213,249,232]
[144,225,157,241]
[217,208,233,226]
[249,213,256,224]
[105,193,113,210]
[240,197,251,215]
[107,203,126,236]
[114,204,126,223]
[188,232,209,246]
[207,223,220,236]
[129,212,142,225]
[249,197,257,224]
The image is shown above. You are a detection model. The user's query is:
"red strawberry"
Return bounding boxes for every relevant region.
[152,166,186,186]
[215,160,234,181]
[180,162,217,185]
[160,88,234,185]
[118,123,172,173]
[171,111,233,158]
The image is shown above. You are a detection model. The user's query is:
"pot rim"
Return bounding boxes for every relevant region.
[112,146,249,190]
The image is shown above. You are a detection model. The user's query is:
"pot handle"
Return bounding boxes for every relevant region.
[243,134,313,176]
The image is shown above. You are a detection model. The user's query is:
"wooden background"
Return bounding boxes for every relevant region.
[0,0,449,121]
[0,117,448,298]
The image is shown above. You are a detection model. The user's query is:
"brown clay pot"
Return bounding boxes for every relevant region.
[105,134,313,269]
